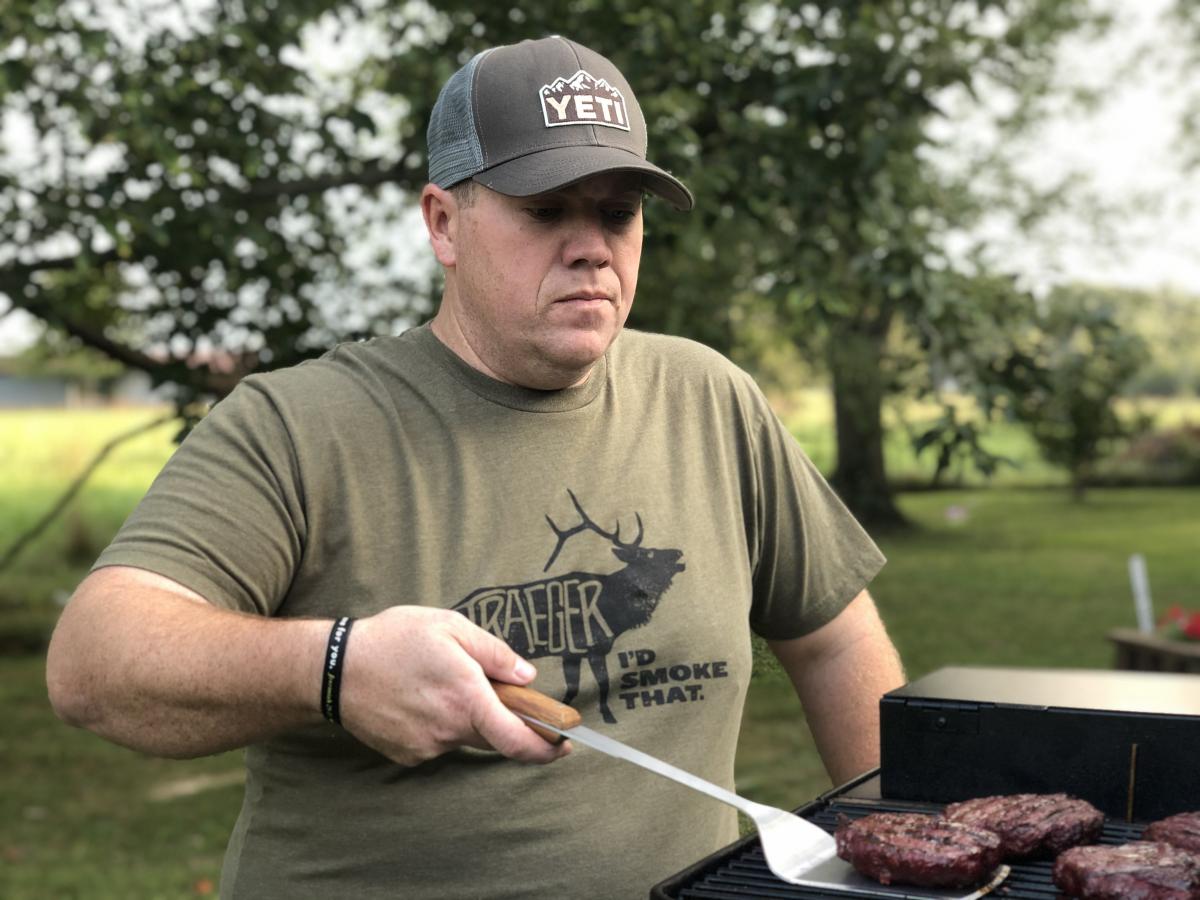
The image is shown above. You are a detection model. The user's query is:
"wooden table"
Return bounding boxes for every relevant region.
[1107,627,1200,674]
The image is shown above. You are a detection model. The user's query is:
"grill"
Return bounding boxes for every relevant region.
[649,772,1148,900]
[651,667,1200,900]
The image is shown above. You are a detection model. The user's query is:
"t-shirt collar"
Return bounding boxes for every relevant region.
[414,323,607,412]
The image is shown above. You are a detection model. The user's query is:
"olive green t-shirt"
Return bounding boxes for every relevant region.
[95,325,885,899]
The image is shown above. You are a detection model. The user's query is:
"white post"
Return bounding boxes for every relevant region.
[1128,553,1154,634]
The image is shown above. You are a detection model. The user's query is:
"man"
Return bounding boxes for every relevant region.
[47,36,904,899]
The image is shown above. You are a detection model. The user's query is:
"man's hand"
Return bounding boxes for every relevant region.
[339,606,570,765]
[47,567,569,765]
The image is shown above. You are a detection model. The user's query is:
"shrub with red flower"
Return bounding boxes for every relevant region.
[1157,605,1200,641]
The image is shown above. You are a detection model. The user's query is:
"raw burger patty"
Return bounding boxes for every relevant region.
[942,792,1104,858]
[835,811,1003,888]
[1144,812,1200,854]
[1053,841,1200,900]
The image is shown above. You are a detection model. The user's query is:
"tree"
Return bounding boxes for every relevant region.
[1,0,1112,526]
[0,0,434,404]
[1168,0,1200,170]
[681,1,1108,525]
[1005,286,1149,499]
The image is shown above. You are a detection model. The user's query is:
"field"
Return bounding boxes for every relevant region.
[2,403,1199,897]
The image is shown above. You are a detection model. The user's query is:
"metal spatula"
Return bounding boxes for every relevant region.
[495,682,1009,899]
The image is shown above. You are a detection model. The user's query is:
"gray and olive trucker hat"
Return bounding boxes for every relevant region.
[427,36,693,211]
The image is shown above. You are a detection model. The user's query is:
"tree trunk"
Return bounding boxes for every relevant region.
[826,318,908,529]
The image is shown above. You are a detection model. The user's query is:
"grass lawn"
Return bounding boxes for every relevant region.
[1,654,242,899]
[3,406,1199,896]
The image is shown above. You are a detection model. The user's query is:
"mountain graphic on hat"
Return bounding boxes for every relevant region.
[543,71,623,99]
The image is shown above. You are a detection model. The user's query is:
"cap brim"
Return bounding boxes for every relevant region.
[473,145,694,211]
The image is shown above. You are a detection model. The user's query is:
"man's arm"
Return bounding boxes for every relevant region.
[767,589,905,785]
[46,566,567,765]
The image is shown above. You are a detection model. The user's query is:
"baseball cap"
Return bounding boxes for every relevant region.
[427,36,693,211]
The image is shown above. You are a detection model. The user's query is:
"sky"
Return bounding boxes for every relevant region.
[958,0,1200,296]
[0,2,1197,354]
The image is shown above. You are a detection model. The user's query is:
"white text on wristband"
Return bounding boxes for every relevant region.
[322,617,354,725]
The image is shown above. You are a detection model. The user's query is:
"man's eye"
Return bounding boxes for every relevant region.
[526,207,561,221]
[605,208,637,224]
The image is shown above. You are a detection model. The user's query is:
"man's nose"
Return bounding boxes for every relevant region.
[561,215,612,268]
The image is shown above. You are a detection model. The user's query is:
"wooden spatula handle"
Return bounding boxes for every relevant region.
[493,681,582,744]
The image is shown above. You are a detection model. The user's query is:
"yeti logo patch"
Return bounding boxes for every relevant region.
[540,69,630,130]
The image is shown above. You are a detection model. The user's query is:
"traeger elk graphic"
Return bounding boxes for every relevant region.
[453,491,685,723]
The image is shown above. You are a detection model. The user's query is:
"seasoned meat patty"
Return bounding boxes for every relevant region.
[1144,812,1200,855]
[942,792,1104,859]
[835,812,1003,888]
[1052,841,1200,900]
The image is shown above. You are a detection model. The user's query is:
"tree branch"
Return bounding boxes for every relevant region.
[18,296,165,376]
[243,160,417,198]
[0,256,255,396]
[0,251,118,281]
[0,160,416,393]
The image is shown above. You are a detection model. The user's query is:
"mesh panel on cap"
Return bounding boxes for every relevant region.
[427,50,490,188]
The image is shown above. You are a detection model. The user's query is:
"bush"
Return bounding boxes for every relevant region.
[1127,367,1187,397]
[1092,425,1200,486]
[1006,288,1150,499]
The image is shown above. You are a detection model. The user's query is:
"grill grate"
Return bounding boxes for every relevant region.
[654,794,1148,900]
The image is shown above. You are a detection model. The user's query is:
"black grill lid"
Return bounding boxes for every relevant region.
[886,666,1200,717]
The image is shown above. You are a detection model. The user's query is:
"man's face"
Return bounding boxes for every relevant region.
[435,173,644,389]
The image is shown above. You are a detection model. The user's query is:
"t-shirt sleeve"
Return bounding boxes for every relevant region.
[92,376,306,615]
[746,401,887,640]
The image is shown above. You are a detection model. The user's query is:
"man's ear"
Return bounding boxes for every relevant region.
[421,184,458,267]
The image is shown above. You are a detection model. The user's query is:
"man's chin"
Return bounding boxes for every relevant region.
[537,330,620,386]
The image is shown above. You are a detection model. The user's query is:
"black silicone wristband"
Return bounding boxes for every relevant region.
[321,617,354,725]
